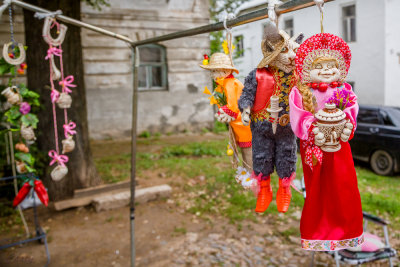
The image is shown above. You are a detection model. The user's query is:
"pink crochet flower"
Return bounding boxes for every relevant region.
[19,102,31,115]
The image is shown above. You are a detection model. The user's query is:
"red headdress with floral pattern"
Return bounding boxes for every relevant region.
[295,33,351,83]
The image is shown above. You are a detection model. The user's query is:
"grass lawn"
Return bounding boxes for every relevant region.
[94,135,400,230]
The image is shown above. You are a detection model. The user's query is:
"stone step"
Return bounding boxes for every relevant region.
[92,184,172,212]
[53,184,171,211]
[73,180,136,198]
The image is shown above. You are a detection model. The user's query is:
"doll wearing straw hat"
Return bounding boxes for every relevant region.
[238,22,304,214]
[200,52,253,172]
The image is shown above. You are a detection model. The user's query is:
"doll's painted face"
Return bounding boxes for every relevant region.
[210,69,232,81]
[309,57,340,84]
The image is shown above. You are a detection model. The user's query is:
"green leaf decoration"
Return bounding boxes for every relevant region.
[0,64,11,75]
[21,113,39,128]
[4,106,22,124]
[15,152,35,166]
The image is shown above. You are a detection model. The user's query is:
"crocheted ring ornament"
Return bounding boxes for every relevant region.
[295,33,351,84]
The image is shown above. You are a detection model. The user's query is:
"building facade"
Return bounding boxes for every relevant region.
[232,0,400,107]
[1,0,214,139]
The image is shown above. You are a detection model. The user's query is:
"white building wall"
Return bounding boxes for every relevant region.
[233,0,386,106]
[384,0,400,107]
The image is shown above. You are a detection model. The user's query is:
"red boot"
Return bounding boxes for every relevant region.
[255,177,272,213]
[276,173,295,213]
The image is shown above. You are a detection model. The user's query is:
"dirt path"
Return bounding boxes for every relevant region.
[1,134,398,266]
[0,198,335,267]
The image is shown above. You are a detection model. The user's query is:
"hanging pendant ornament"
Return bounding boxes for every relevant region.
[42,17,66,81]
[2,42,25,65]
[42,16,67,46]
[48,150,69,181]
[41,16,76,181]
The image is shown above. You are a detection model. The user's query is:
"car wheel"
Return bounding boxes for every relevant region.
[370,150,394,176]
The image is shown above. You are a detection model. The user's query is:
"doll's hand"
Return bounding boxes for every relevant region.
[216,108,234,123]
[241,107,251,126]
[312,127,326,147]
[340,121,354,142]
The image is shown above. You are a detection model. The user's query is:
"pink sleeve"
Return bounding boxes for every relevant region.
[343,83,359,127]
[289,87,315,140]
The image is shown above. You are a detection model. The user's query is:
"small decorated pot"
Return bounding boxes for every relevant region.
[56,93,72,109]
[21,125,36,141]
[1,86,22,105]
[16,161,27,173]
[51,165,68,181]
[314,103,347,152]
[62,136,75,154]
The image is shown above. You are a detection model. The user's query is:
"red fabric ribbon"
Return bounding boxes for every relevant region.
[51,89,60,103]
[63,122,77,138]
[48,150,69,167]
[59,75,76,93]
[302,131,323,171]
[45,47,63,60]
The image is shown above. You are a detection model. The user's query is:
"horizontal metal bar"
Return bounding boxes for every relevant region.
[131,0,334,47]
[0,234,46,250]
[0,173,36,181]
[9,0,134,44]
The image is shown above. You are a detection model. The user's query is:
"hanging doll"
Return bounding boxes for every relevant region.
[200,52,253,173]
[238,22,303,213]
[289,33,364,251]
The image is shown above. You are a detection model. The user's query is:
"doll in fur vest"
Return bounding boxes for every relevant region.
[238,22,303,213]
[200,52,253,171]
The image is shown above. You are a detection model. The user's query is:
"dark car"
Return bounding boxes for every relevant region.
[350,105,400,176]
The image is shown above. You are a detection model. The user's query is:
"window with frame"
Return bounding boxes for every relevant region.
[284,18,294,36]
[138,44,168,91]
[234,35,244,57]
[342,5,356,42]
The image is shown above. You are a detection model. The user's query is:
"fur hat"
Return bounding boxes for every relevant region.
[199,52,239,74]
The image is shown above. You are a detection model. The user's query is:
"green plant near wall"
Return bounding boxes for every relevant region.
[0,47,40,175]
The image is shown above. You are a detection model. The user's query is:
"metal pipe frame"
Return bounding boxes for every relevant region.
[2,1,334,267]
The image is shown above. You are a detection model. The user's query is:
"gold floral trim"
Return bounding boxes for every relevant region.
[301,233,364,251]
[251,68,296,122]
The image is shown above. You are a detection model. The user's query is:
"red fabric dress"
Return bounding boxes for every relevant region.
[289,84,364,251]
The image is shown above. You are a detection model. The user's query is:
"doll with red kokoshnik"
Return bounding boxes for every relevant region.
[289,33,364,251]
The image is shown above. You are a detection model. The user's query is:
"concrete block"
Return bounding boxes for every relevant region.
[92,184,172,212]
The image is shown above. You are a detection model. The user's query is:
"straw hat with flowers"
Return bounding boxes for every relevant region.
[199,52,239,74]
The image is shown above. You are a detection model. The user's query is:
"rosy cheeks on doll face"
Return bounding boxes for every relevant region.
[309,61,340,84]
[210,69,232,81]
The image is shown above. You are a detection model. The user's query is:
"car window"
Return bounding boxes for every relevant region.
[387,108,400,127]
[379,110,395,126]
[357,109,381,124]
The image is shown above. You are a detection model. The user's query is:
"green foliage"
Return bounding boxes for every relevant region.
[0,51,40,175]
[94,137,400,228]
[209,0,251,54]
[213,120,228,133]
[83,0,110,10]
[139,131,151,138]
[161,142,223,158]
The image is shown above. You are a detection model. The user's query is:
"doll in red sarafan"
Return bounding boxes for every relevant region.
[289,33,364,251]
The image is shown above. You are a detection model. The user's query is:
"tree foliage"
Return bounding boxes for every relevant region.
[209,0,251,54]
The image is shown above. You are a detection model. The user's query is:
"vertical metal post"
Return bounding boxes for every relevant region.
[130,45,139,267]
